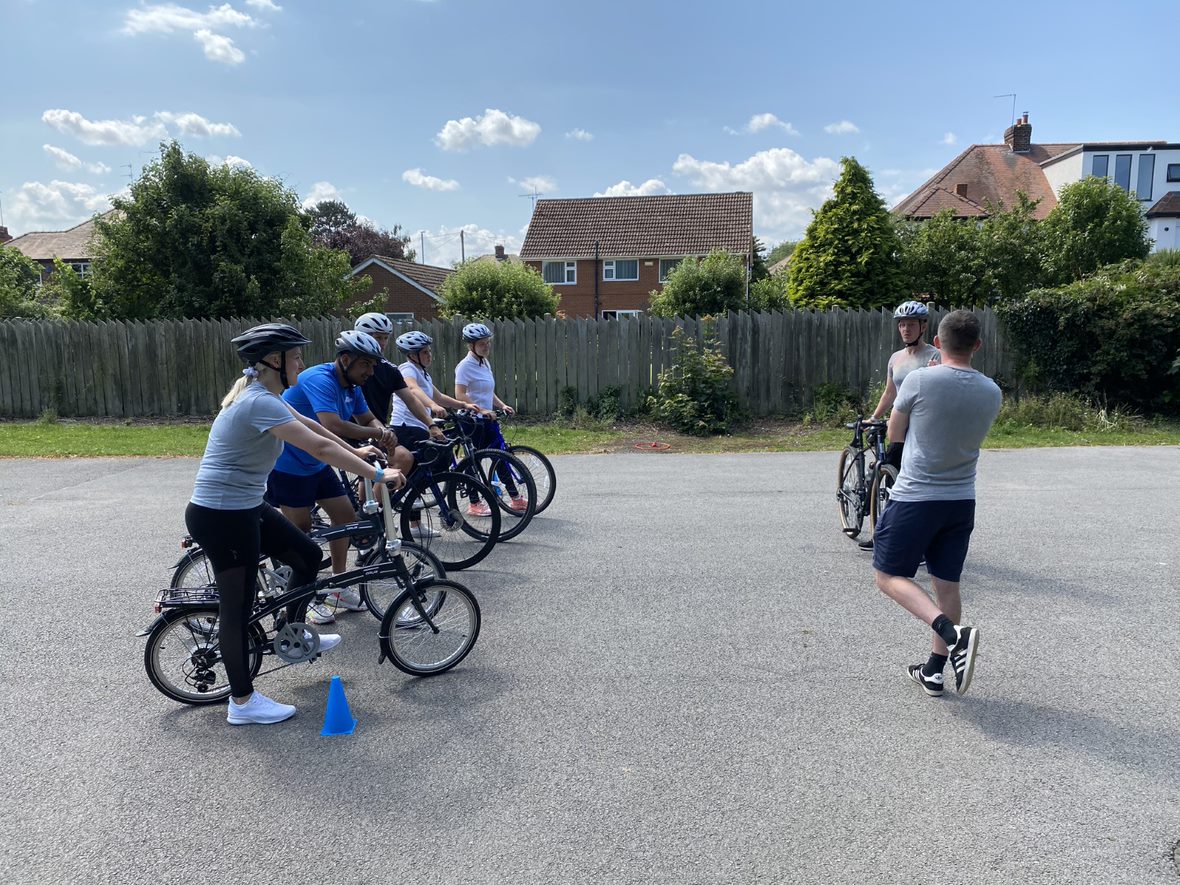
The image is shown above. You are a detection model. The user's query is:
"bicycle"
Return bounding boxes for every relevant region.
[836,416,898,541]
[442,409,538,541]
[141,481,481,705]
[473,409,557,515]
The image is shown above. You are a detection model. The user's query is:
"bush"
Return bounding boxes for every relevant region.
[1041,177,1151,283]
[647,326,740,435]
[996,253,1180,414]
[438,259,559,321]
[749,272,791,311]
[808,381,860,426]
[649,250,747,318]
[996,393,1139,432]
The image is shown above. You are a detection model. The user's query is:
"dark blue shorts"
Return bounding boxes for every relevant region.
[266,465,346,509]
[872,498,976,582]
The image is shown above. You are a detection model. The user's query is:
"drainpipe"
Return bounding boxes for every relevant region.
[594,240,600,319]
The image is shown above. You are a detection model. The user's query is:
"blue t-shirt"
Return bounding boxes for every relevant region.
[191,383,294,509]
[273,362,370,476]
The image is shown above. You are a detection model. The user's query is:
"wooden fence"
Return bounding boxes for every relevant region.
[0,309,1013,420]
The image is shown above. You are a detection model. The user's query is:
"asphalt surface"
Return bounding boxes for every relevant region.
[2,448,1178,884]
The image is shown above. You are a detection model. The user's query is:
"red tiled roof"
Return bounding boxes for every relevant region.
[1146,191,1180,218]
[894,144,1080,221]
[353,255,454,294]
[897,186,989,220]
[3,211,116,261]
[520,192,753,259]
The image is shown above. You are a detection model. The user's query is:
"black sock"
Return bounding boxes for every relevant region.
[932,615,958,647]
[923,653,948,677]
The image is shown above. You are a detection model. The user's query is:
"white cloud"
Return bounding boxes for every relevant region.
[43,109,240,146]
[245,0,281,9]
[727,113,799,136]
[7,180,113,232]
[593,178,671,197]
[435,109,541,151]
[155,111,241,138]
[193,28,245,64]
[824,120,860,135]
[301,180,343,209]
[208,154,252,168]
[414,223,523,268]
[42,109,167,147]
[942,132,958,145]
[402,168,460,192]
[510,175,556,194]
[564,128,594,142]
[42,144,111,174]
[672,148,841,240]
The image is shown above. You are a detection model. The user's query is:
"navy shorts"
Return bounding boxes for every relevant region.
[266,465,346,509]
[872,498,976,582]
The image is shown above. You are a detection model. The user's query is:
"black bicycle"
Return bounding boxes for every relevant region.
[476,409,557,515]
[836,416,897,541]
[443,409,538,541]
[142,485,481,704]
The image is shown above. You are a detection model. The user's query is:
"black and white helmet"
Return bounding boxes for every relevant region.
[354,312,394,335]
[335,329,383,359]
[231,323,311,364]
[893,301,929,319]
[396,331,433,353]
[462,322,493,343]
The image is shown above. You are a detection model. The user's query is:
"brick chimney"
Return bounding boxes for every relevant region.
[0,226,11,245]
[1004,111,1032,153]
[494,244,505,261]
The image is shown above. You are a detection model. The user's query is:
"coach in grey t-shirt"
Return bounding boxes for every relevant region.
[871,310,1001,698]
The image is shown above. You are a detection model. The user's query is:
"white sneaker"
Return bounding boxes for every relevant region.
[306,602,336,625]
[226,691,296,725]
[326,588,365,612]
[312,631,342,654]
[409,523,441,540]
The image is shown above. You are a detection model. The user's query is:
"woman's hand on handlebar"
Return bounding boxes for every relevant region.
[356,444,385,462]
[429,403,448,418]
[378,467,406,490]
[499,405,515,416]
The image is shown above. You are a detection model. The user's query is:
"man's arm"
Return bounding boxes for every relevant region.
[886,407,910,447]
[318,410,396,449]
[871,375,897,420]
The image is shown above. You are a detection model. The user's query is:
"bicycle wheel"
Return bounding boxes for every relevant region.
[507,445,556,513]
[836,446,867,539]
[144,606,265,705]
[455,450,537,541]
[356,542,447,619]
[869,463,899,535]
[399,471,501,571]
[171,548,271,598]
[379,580,480,676]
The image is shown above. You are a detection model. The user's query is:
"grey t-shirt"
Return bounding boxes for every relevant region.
[889,366,1002,502]
[190,383,295,510]
[888,343,941,391]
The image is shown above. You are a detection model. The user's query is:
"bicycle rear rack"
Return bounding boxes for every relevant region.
[154,586,220,612]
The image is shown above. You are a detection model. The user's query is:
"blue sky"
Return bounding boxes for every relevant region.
[2,0,1177,265]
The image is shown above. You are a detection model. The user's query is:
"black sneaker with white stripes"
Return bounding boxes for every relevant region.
[906,663,944,697]
[947,625,980,695]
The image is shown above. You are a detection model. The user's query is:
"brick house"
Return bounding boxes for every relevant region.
[347,255,455,321]
[2,212,112,281]
[894,113,1180,251]
[519,192,753,318]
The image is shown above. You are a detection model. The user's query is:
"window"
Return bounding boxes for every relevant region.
[1167,163,1180,183]
[658,259,682,282]
[542,260,576,285]
[1114,154,1132,191]
[1091,154,1109,178]
[1136,154,1155,200]
[384,312,414,323]
[70,261,91,278]
[603,259,638,281]
[601,309,643,320]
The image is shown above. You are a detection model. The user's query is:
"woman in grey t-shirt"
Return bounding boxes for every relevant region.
[184,323,404,727]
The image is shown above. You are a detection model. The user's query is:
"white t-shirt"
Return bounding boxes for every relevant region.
[392,361,433,430]
[455,353,496,410]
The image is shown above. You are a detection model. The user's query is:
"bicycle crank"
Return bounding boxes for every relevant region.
[273,622,321,663]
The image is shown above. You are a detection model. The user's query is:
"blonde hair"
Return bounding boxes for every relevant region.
[220,355,279,409]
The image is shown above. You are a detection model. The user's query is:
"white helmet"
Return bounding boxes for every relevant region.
[396,331,433,353]
[893,301,929,319]
[462,322,493,342]
[335,329,383,359]
[355,312,394,335]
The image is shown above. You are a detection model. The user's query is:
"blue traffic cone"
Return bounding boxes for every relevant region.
[320,675,357,736]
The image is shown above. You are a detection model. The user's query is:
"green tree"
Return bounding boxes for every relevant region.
[898,209,988,305]
[750,236,770,283]
[305,198,414,265]
[0,247,52,319]
[749,272,791,311]
[787,157,905,309]
[85,142,363,320]
[1041,176,1151,283]
[766,240,798,266]
[649,249,747,317]
[437,259,559,320]
[977,193,1046,303]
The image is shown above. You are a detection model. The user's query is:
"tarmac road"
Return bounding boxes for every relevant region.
[1,447,1178,885]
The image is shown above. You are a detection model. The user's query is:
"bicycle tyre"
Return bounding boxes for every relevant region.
[171,548,271,598]
[506,445,556,513]
[398,471,501,571]
[455,449,537,541]
[379,579,480,676]
[356,542,447,619]
[836,446,867,540]
[869,463,899,535]
[144,606,265,705]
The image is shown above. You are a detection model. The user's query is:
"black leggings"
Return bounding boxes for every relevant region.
[184,502,321,698]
